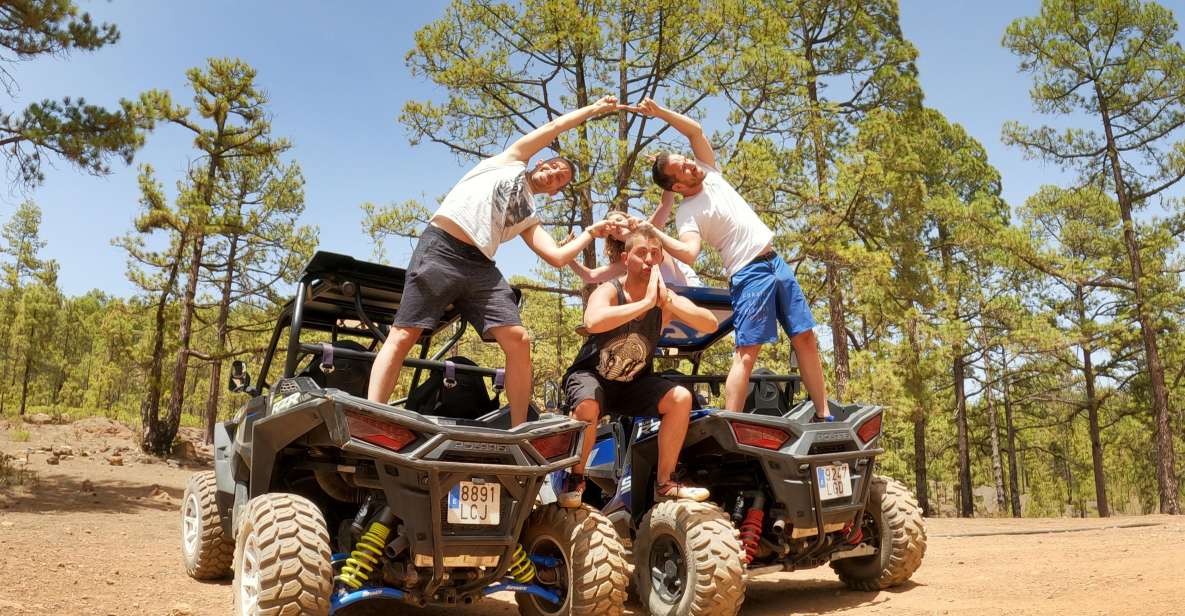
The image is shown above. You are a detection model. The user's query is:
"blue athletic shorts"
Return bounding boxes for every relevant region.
[728,253,816,347]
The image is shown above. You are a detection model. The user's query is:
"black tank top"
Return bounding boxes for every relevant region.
[568,278,662,382]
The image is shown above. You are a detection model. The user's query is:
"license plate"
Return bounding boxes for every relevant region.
[448,481,500,525]
[816,464,852,500]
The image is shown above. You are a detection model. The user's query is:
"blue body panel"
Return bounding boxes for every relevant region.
[658,285,734,355]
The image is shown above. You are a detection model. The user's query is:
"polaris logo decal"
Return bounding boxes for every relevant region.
[815,430,848,442]
[453,442,510,453]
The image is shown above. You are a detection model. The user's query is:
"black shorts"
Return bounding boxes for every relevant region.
[563,370,679,417]
[392,226,521,340]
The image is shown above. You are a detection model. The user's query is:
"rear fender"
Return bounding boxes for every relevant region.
[247,395,333,498]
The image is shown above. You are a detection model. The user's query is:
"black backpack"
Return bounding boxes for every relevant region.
[406,356,500,420]
[301,340,372,398]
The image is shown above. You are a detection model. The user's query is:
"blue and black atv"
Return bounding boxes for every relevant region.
[566,285,927,616]
[178,252,627,616]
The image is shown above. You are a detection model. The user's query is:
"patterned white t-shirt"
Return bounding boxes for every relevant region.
[432,157,541,260]
[675,160,774,278]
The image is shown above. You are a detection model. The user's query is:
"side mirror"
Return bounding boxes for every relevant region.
[229,360,252,393]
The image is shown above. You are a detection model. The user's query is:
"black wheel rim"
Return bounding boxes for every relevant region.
[526,535,568,615]
[850,509,884,566]
[649,534,686,605]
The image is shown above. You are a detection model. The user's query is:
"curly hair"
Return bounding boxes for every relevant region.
[603,211,629,262]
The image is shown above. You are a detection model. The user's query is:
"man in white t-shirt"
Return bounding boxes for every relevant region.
[623,98,832,420]
[368,96,621,427]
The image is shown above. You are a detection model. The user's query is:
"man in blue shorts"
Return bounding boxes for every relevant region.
[623,98,831,420]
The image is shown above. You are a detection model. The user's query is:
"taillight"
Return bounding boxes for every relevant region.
[731,422,790,450]
[344,410,417,452]
[530,431,576,460]
[856,414,882,444]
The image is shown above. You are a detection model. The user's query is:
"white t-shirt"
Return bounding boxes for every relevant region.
[675,160,774,278]
[432,157,541,260]
[658,254,702,286]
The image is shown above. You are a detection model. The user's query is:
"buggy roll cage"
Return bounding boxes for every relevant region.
[659,284,804,401]
[251,253,802,402]
[254,251,518,397]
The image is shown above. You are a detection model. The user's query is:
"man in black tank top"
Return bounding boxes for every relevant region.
[559,226,720,507]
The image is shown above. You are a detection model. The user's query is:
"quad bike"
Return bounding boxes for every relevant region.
[179,251,627,615]
[567,284,926,616]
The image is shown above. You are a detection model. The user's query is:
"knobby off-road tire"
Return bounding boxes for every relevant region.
[233,493,334,616]
[516,504,628,616]
[635,501,746,616]
[181,470,234,580]
[831,475,927,591]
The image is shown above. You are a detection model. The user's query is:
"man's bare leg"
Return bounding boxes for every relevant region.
[655,386,692,483]
[560,398,599,508]
[490,325,532,426]
[724,344,762,412]
[791,330,829,416]
[654,385,708,501]
[570,399,600,475]
[367,326,423,403]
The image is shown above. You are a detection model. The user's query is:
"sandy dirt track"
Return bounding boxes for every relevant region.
[1,419,1182,616]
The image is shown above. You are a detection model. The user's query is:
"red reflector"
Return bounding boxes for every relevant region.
[530,431,575,460]
[856,414,882,443]
[344,410,416,452]
[731,422,790,450]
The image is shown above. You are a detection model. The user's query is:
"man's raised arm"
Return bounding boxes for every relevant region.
[520,219,615,268]
[621,98,715,168]
[502,96,619,163]
[635,219,702,266]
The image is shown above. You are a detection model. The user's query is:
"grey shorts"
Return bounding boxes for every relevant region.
[564,370,679,417]
[392,226,521,340]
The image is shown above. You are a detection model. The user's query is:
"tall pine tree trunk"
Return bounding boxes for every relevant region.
[1099,102,1179,514]
[803,45,849,399]
[204,235,239,444]
[913,414,930,516]
[159,231,206,454]
[18,352,31,416]
[1002,349,1022,517]
[906,318,931,516]
[1076,286,1109,517]
[141,239,186,453]
[984,357,1006,514]
[954,351,972,517]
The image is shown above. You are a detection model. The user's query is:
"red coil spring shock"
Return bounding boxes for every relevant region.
[738,508,764,563]
[841,520,863,545]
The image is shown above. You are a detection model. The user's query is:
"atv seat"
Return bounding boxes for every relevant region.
[299,340,373,398]
[745,367,791,416]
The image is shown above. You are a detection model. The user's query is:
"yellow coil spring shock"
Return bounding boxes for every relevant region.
[508,544,536,583]
[336,521,390,590]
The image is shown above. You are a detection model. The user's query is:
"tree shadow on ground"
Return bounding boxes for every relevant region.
[0,472,183,514]
[742,577,922,615]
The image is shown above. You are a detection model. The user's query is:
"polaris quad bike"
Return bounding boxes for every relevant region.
[178,251,627,616]
[569,285,926,616]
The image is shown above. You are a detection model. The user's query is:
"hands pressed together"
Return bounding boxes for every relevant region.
[644,265,673,310]
[586,95,665,119]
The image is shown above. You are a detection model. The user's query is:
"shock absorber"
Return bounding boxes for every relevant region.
[507,544,536,583]
[737,494,766,564]
[337,507,395,590]
[841,519,864,545]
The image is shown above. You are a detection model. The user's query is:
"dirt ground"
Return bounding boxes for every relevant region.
[1,418,1183,616]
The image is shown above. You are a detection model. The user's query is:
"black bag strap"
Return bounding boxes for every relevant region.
[443,360,457,388]
[320,342,335,374]
[493,368,505,392]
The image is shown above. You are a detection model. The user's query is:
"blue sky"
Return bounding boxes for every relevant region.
[8,0,1182,297]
